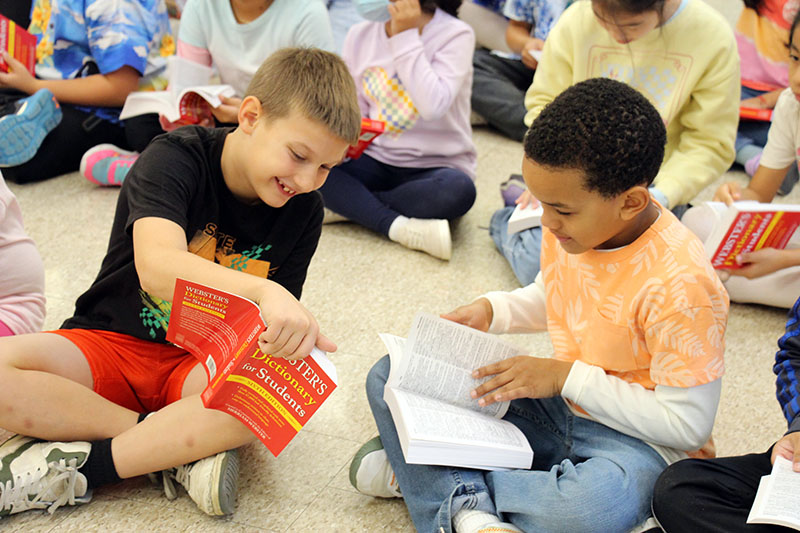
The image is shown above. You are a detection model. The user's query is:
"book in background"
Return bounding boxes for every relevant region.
[380,312,533,471]
[166,278,338,457]
[740,106,773,122]
[747,455,800,530]
[693,201,800,269]
[0,13,35,76]
[346,118,385,159]
[120,56,235,125]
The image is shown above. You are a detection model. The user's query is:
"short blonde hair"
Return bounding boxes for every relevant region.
[245,47,361,145]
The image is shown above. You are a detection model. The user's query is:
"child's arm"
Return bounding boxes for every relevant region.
[0,53,140,107]
[652,43,740,208]
[132,217,334,360]
[713,164,790,205]
[481,272,548,334]
[388,14,476,120]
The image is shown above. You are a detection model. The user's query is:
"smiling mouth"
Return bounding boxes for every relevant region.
[277,178,296,195]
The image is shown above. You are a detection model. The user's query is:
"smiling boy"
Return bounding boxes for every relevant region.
[351,77,729,533]
[0,47,360,517]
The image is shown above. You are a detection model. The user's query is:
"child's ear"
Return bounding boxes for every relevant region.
[619,185,651,220]
[237,96,263,133]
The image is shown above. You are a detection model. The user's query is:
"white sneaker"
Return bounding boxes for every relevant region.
[391,217,451,260]
[453,509,523,533]
[322,207,349,224]
[349,436,401,498]
[0,435,92,516]
[159,449,239,516]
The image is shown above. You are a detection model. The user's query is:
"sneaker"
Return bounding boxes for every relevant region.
[157,449,239,516]
[500,174,526,207]
[0,434,92,516]
[453,509,523,533]
[0,89,62,167]
[322,207,349,224]
[79,144,138,186]
[349,436,401,498]
[391,217,451,260]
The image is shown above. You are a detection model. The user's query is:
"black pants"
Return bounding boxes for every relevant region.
[652,447,793,532]
[0,0,32,27]
[0,90,161,184]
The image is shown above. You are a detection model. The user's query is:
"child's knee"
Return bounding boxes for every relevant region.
[365,355,390,401]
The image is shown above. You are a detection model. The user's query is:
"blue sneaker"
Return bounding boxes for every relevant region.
[0,89,62,168]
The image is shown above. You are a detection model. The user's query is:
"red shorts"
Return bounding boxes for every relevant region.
[51,329,200,413]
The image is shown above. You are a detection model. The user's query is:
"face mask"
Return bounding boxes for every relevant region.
[354,0,392,22]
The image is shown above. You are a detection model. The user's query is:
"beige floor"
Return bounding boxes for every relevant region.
[2,1,789,531]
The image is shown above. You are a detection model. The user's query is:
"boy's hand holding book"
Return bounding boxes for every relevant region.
[772,431,800,473]
[0,50,36,94]
[256,282,336,361]
[471,356,573,407]
[723,247,800,280]
[714,181,763,205]
[440,298,494,332]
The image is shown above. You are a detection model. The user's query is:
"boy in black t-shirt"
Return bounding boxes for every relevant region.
[0,48,361,517]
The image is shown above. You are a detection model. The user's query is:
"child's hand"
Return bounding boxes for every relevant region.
[521,38,544,70]
[257,283,337,361]
[771,432,800,471]
[515,189,540,209]
[470,356,573,407]
[211,96,242,125]
[713,181,760,205]
[727,248,793,279]
[0,51,38,94]
[389,0,422,35]
[441,298,493,332]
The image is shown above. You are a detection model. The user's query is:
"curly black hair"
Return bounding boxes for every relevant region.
[420,0,462,17]
[523,77,666,198]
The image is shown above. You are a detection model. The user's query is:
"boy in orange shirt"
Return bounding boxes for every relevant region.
[350,78,729,533]
[0,47,360,518]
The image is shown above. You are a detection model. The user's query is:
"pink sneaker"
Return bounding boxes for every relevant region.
[80,144,138,186]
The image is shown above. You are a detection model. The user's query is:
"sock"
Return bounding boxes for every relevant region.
[744,151,763,177]
[453,509,522,533]
[735,144,762,167]
[81,438,122,489]
[387,215,410,241]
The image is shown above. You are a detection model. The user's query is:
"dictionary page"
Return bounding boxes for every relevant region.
[747,456,800,530]
[382,312,524,419]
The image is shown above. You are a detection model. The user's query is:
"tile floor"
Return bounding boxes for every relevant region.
[2,1,791,531]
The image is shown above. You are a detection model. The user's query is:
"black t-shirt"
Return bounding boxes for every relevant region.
[62,126,323,342]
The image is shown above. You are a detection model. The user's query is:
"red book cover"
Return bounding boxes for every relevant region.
[346,118,385,159]
[740,106,773,122]
[166,278,338,457]
[707,205,800,269]
[0,14,36,76]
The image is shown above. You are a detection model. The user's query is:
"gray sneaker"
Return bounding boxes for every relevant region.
[158,449,239,516]
[0,434,92,516]
[349,436,401,498]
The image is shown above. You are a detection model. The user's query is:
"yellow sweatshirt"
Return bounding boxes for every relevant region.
[524,0,740,207]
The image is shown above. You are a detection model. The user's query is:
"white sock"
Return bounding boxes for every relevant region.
[453,509,521,533]
[387,215,410,241]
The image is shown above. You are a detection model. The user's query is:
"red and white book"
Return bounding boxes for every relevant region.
[0,13,36,76]
[166,278,337,457]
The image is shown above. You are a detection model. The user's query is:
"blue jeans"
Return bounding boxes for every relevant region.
[489,206,542,286]
[736,85,771,164]
[320,154,476,235]
[366,356,668,533]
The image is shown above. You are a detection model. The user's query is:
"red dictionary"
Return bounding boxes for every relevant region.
[705,203,800,269]
[166,278,338,457]
[346,118,385,159]
[739,106,773,122]
[0,14,36,76]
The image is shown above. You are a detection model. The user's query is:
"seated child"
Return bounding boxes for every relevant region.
[652,294,800,532]
[680,7,800,309]
[471,0,571,141]
[81,0,336,186]
[0,170,45,336]
[0,48,360,518]
[735,0,798,193]
[319,0,477,261]
[0,0,173,183]
[490,0,739,285]
[349,78,728,533]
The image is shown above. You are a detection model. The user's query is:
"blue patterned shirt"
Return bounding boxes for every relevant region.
[503,0,572,40]
[28,0,174,121]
